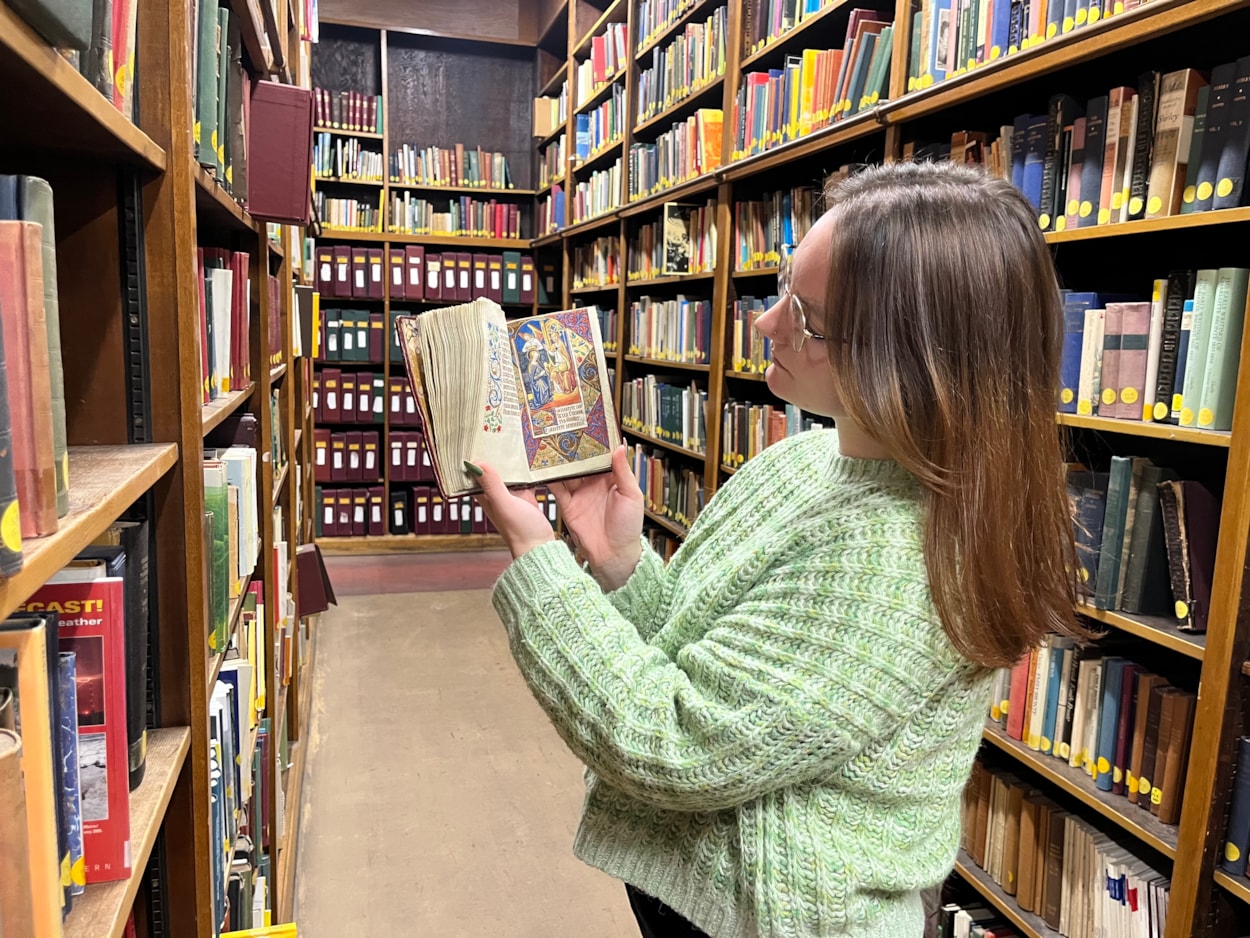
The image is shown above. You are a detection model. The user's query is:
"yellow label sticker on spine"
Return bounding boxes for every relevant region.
[1102,388,1117,405]
[1063,15,1074,29]
[1147,195,1162,215]
[1199,407,1215,427]
[1067,199,1080,216]
[1129,196,1144,215]
[1198,181,1214,201]
[1078,400,1093,416]
[1151,788,1162,805]
[1097,756,1111,774]
[1153,401,1169,420]
[1098,208,1111,225]
[1183,185,1197,204]
[1061,388,1075,404]
[1121,386,1138,405]
[1089,6,1100,22]
[1080,201,1093,217]
[1176,600,1190,620]
[1075,7,1088,23]
[1218,178,1235,198]
[1112,191,1124,210]
[1055,216,1067,231]
[1228,843,1242,863]
[1113,766,1123,783]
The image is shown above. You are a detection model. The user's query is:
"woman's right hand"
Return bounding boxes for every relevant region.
[549,445,644,592]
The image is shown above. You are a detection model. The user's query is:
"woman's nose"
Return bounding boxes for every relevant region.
[753,300,784,339]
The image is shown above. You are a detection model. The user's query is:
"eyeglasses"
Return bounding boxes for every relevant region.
[779,244,827,352]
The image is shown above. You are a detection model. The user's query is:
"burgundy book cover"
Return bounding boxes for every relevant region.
[404,432,420,483]
[314,428,331,483]
[402,379,418,426]
[389,248,406,299]
[246,81,313,224]
[333,246,350,298]
[388,379,403,425]
[296,543,337,615]
[357,371,373,422]
[340,372,356,422]
[368,248,384,299]
[472,498,487,533]
[425,252,442,301]
[1182,481,1219,632]
[329,434,346,482]
[312,370,322,419]
[520,254,536,303]
[418,432,434,481]
[1112,664,1142,795]
[369,312,384,362]
[430,491,447,534]
[405,246,424,300]
[410,488,426,535]
[363,431,380,481]
[320,488,337,537]
[0,221,56,536]
[351,247,368,299]
[457,252,472,301]
[488,255,504,303]
[347,430,362,480]
[322,368,341,422]
[336,490,352,536]
[351,489,367,536]
[442,254,457,300]
[231,251,250,386]
[367,485,385,535]
[472,253,489,300]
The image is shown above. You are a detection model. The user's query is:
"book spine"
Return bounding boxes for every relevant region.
[1151,270,1192,422]
[1127,72,1159,220]
[1224,736,1250,874]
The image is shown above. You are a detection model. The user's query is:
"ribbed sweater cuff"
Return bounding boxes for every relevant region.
[491,539,585,625]
[604,537,664,627]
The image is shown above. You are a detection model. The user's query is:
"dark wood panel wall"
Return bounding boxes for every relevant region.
[318,0,537,44]
[310,24,383,95]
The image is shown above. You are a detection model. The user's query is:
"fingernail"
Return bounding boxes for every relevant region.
[463,460,484,477]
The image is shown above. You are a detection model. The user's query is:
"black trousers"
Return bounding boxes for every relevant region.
[626,884,712,938]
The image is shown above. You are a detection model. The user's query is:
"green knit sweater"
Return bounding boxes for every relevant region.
[491,430,993,938]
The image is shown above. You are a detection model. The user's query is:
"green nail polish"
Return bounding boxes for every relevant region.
[464,460,484,477]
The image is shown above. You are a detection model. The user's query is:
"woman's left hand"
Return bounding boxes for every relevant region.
[469,461,557,559]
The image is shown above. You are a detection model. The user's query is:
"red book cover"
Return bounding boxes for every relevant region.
[351,489,367,536]
[368,248,384,299]
[456,252,472,301]
[363,431,380,481]
[314,429,331,482]
[520,255,536,303]
[247,81,313,224]
[336,489,352,537]
[1006,654,1031,740]
[26,577,130,883]
[368,485,385,535]
[333,246,350,298]
[320,487,337,536]
[418,432,435,482]
[230,252,250,386]
[317,246,335,295]
[404,246,423,300]
[322,368,341,422]
[369,312,385,362]
[388,379,403,426]
[430,491,447,534]
[389,248,406,299]
[351,248,368,298]
[389,433,403,480]
[110,0,132,113]
[404,432,419,483]
[330,434,346,482]
[488,255,504,303]
[425,252,442,301]
[346,431,363,482]
[1112,664,1142,795]
[357,371,373,422]
[411,487,428,535]
[311,370,322,419]
[443,254,457,299]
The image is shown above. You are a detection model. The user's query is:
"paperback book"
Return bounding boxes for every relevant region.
[396,299,620,497]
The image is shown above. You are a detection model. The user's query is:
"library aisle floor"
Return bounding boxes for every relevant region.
[293,552,639,937]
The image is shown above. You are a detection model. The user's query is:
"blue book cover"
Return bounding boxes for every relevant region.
[989,0,1012,59]
[57,651,85,897]
[1093,456,1133,610]
[1059,292,1103,412]
[928,0,952,83]
[1041,637,1072,755]
[1094,657,1126,791]
[1070,470,1109,589]
[1011,114,1032,191]
[575,114,591,161]
[1021,115,1049,211]
[1172,299,1194,417]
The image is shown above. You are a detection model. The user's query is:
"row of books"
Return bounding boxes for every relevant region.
[574,86,628,161]
[267,388,285,473]
[576,22,630,108]
[959,761,1171,937]
[313,87,382,134]
[594,306,620,353]
[629,445,705,531]
[316,310,388,365]
[314,245,545,305]
[628,109,723,200]
[729,294,781,373]
[628,296,713,364]
[622,376,709,453]
[1069,459,1216,632]
[573,159,625,223]
[721,400,823,467]
[636,0,705,53]
[533,83,570,139]
[573,235,623,288]
[386,193,525,240]
[314,485,508,537]
[541,134,567,188]
[627,200,718,279]
[388,144,515,190]
[540,185,565,235]
[635,8,729,126]
[909,0,1157,93]
[313,134,384,182]
[0,177,72,549]
[733,186,821,271]
[646,526,683,561]
[202,441,261,656]
[1059,271,1249,432]
[1222,737,1250,879]
[196,248,252,402]
[312,430,383,484]
[988,644,1196,825]
[193,1,248,196]
[732,10,895,161]
[313,371,417,426]
[314,193,382,232]
[742,0,831,56]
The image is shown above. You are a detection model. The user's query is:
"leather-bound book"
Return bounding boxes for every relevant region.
[247,81,314,224]
[1157,479,1218,632]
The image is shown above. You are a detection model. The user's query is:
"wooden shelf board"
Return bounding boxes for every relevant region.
[536,121,568,150]
[207,575,254,689]
[387,181,537,197]
[534,231,565,247]
[313,126,385,140]
[62,727,190,938]
[1045,207,1250,244]
[267,237,284,260]
[193,162,257,233]
[1214,869,1250,906]
[636,0,719,58]
[574,68,628,117]
[571,282,622,294]
[632,74,726,138]
[316,533,507,554]
[321,230,529,248]
[539,60,570,98]
[624,355,710,371]
[644,507,689,538]
[274,462,289,501]
[572,137,625,175]
[980,722,1178,859]
[622,172,719,217]
[733,265,780,278]
[721,110,881,181]
[202,384,256,436]
[626,270,716,288]
[279,738,302,854]
[271,363,288,383]
[0,3,166,169]
[538,176,566,197]
[294,428,303,450]
[622,425,707,460]
[883,0,1241,126]
[564,211,622,238]
[720,462,737,474]
[740,0,851,70]
[725,368,769,381]
[314,176,384,188]
[260,0,286,70]
[0,445,178,622]
[573,0,626,59]
[1076,604,1206,660]
[953,851,1058,938]
[229,0,273,72]
[1057,412,1232,446]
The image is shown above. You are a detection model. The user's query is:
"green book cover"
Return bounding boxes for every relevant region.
[195,0,217,167]
[203,462,230,651]
[1197,267,1250,430]
[1176,269,1219,426]
[215,7,230,179]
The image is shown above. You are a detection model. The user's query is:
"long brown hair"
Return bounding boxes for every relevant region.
[821,160,1082,669]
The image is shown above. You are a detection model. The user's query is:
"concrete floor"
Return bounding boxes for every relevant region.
[293,553,639,938]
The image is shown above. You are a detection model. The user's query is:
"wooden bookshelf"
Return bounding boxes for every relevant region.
[624,354,711,371]
[1077,605,1206,660]
[626,270,716,288]
[564,211,623,237]
[621,173,719,216]
[1057,413,1233,447]
[1215,870,1250,907]
[314,176,384,187]
[228,0,273,72]
[317,533,507,554]
[644,507,688,538]
[320,230,530,248]
[572,136,626,174]
[207,576,254,688]
[632,73,726,137]
[739,0,850,71]
[572,0,626,58]
[725,369,768,381]
[1044,206,1250,244]
[953,850,1058,938]
[313,125,385,140]
[387,183,539,197]
[635,0,718,57]
[202,384,257,434]
[622,425,707,460]
[574,66,629,116]
[193,161,257,232]
[540,60,570,97]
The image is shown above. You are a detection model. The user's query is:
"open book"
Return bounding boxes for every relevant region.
[395,299,620,497]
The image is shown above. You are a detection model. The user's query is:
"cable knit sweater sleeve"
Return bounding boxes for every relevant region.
[491,525,961,813]
[602,538,670,641]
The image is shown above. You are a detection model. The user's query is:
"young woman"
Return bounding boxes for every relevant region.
[470,160,1082,938]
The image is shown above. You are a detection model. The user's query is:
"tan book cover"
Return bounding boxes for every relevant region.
[0,727,34,937]
[1158,690,1196,824]
[1127,673,1166,804]
[1001,780,1027,895]
[1017,793,1044,912]
[1145,69,1207,218]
